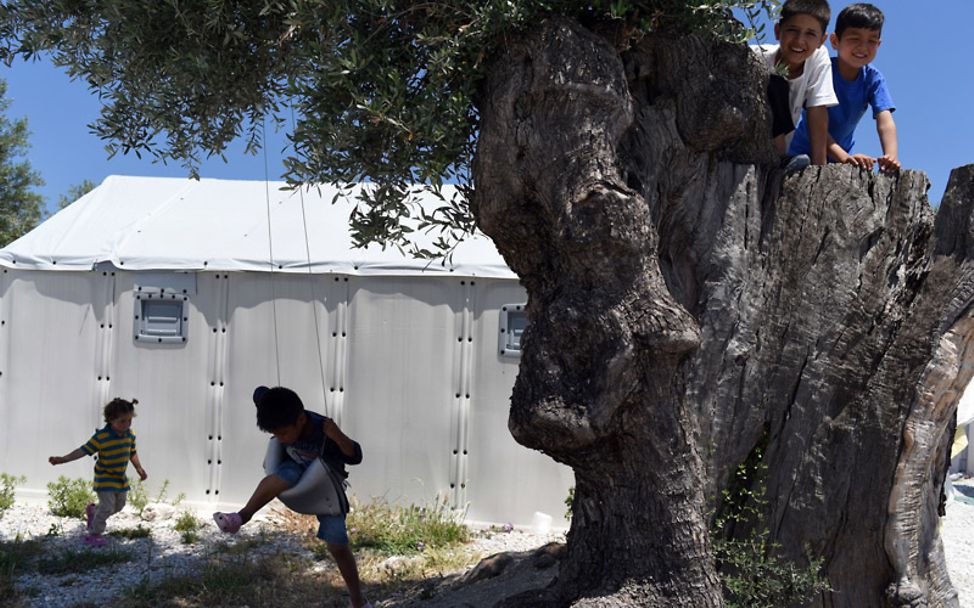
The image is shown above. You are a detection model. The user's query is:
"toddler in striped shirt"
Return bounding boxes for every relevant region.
[49,397,148,546]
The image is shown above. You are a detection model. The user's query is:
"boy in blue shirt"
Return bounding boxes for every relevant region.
[789,3,898,173]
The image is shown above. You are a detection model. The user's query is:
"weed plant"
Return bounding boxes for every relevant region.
[0,474,26,520]
[347,495,469,555]
[711,441,830,608]
[46,476,94,518]
[128,479,184,520]
[173,511,201,544]
[127,480,149,516]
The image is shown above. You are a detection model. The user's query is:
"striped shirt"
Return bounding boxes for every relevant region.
[81,426,136,492]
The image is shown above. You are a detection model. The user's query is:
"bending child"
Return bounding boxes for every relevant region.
[213,386,371,608]
[789,3,898,172]
[49,397,147,547]
[752,0,838,170]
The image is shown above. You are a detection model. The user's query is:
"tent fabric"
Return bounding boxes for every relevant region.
[0,176,516,279]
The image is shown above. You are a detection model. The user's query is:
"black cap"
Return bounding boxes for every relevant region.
[252,385,269,405]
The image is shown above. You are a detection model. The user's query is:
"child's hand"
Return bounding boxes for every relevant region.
[136,466,148,481]
[48,456,63,465]
[842,154,875,171]
[878,155,900,174]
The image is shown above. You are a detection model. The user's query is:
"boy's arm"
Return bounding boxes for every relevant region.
[130,452,148,480]
[323,417,363,464]
[805,105,830,165]
[875,110,899,173]
[49,448,86,465]
[827,135,875,170]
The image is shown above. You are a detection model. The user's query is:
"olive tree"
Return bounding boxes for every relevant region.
[2,2,969,606]
[0,77,43,246]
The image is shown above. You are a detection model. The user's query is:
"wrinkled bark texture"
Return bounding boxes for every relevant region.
[473,17,974,608]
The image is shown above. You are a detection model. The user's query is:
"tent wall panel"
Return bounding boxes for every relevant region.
[0,269,8,473]
[217,272,345,505]
[0,270,109,494]
[341,278,461,508]
[1,271,573,527]
[106,272,216,502]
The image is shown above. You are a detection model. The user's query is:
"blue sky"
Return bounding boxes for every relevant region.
[2,2,972,214]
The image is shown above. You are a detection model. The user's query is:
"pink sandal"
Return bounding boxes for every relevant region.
[213,512,243,533]
[85,503,95,531]
[83,534,107,547]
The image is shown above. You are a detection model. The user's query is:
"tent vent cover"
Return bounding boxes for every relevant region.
[134,296,188,344]
[499,304,528,357]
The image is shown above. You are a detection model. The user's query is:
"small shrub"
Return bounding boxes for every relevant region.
[347,495,469,555]
[173,511,201,544]
[564,486,574,521]
[0,474,26,520]
[46,476,94,519]
[127,480,148,516]
[712,440,830,608]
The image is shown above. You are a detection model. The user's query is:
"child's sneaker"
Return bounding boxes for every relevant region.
[782,154,811,175]
[212,512,243,534]
[85,503,95,531]
[83,534,107,547]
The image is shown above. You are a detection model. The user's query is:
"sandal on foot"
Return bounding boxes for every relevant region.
[83,534,107,547]
[85,503,95,531]
[213,512,243,533]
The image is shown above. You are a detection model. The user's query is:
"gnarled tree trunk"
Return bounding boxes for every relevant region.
[473,18,972,607]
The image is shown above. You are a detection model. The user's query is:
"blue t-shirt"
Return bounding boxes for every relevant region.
[789,58,894,157]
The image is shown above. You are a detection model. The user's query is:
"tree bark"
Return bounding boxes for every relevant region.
[473,18,973,608]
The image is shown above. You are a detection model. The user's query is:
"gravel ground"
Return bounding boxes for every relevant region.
[0,499,561,608]
[2,489,973,608]
[944,477,974,607]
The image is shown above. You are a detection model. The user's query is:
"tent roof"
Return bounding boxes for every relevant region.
[0,176,516,279]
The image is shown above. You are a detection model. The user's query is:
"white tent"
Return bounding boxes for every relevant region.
[952,377,974,474]
[0,175,572,527]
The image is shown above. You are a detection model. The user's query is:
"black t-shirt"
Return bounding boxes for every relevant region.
[283,410,362,479]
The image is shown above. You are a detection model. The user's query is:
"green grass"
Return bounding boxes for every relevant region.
[109,525,152,540]
[36,547,132,575]
[0,538,43,606]
[346,496,469,555]
[118,554,318,608]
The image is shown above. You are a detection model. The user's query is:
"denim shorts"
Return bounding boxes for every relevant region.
[273,459,349,545]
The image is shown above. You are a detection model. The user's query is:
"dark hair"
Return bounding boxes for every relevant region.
[835,3,884,37]
[779,0,831,33]
[255,386,304,432]
[104,398,138,423]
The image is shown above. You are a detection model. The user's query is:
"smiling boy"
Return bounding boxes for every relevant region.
[789,3,897,173]
[752,0,838,168]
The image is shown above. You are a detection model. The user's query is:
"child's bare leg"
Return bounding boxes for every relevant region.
[238,474,289,524]
[328,542,366,607]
